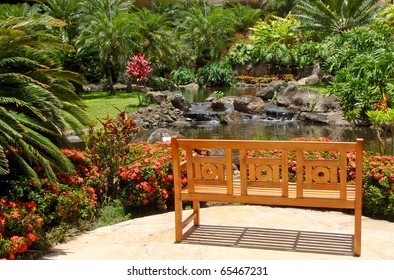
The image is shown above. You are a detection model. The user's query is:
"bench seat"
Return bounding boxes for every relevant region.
[171,136,364,256]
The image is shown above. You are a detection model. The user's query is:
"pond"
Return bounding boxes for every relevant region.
[144,86,387,154]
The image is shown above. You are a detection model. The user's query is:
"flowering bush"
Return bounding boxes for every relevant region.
[85,111,140,202]
[118,142,175,211]
[0,148,99,259]
[362,153,394,219]
[0,200,43,260]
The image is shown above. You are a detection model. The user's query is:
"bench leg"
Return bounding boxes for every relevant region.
[175,198,183,243]
[193,201,200,226]
[354,206,362,256]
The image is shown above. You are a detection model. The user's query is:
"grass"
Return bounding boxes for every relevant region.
[81,90,141,121]
[91,200,131,230]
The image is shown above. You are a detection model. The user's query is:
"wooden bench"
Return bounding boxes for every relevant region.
[171,136,364,256]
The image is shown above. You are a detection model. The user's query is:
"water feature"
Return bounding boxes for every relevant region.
[143,86,383,153]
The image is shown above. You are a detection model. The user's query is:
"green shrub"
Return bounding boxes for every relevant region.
[170,68,195,85]
[149,77,176,91]
[197,60,233,87]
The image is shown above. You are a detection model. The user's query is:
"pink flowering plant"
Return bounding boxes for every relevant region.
[125,53,153,83]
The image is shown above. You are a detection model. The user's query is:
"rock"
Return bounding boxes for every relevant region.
[299,112,350,126]
[147,128,183,143]
[220,110,244,124]
[276,86,340,112]
[297,74,320,86]
[148,91,167,104]
[255,80,285,100]
[171,94,191,112]
[210,99,226,111]
[233,95,265,114]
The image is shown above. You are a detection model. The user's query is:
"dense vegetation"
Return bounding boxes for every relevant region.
[1,0,394,259]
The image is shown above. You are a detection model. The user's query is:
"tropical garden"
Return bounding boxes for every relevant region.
[1,0,394,259]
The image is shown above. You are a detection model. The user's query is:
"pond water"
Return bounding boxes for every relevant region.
[145,87,386,153]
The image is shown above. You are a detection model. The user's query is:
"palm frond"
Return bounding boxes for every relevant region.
[0,145,9,175]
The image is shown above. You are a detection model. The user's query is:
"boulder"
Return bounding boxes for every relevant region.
[147,128,184,143]
[233,95,265,115]
[220,110,244,124]
[255,80,285,100]
[148,91,167,104]
[276,86,340,112]
[171,94,191,112]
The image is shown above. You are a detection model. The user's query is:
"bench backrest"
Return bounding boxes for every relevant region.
[171,137,364,205]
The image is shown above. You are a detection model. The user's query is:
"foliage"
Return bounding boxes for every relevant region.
[129,8,178,75]
[234,74,295,84]
[170,68,195,85]
[85,111,140,202]
[196,60,233,87]
[0,5,88,182]
[91,199,130,229]
[323,26,394,118]
[176,0,237,67]
[0,148,99,260]
[250,14,320,67]
[227,42,254,66]
[362,153,394,219]
[264,0,299,18]
[149,77,176,91]
[293,0,385,34]
[367,109,394,155]
[230,3,262,33]
[77,0,134,95]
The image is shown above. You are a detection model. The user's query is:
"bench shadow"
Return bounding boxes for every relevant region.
[182,225,354,257]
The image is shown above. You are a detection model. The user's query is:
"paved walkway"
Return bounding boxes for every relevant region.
[42,205,394,260]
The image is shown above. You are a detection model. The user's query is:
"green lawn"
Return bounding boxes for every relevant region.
[81,91,140,121]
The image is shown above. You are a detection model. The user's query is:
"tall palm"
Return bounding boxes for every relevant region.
[78,0,134,95]
[294,0,385,34]
[44,0,83,45]
[176,0,237,68]
[264,0,299,18]
[130,8,177,74]
[0,8,88,181]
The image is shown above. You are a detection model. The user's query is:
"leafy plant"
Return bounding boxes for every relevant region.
[324,26,394,118]
[196,60,233,87]
[125,53,153,105]
[85,111,140,202]
[293,0,385,34]
[367,109,394,155]
[170,68,195,85]
[0,6,88,182]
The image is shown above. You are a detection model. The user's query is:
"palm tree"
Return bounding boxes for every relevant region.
[176,0,237,68]
[44,0,83,45]
[78,0,134,95]
[0,7,88,181]
[293,0,385,34]
[264,0,299,18]
[129,7,178,75]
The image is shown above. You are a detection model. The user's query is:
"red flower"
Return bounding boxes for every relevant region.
[27,233,37,242]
